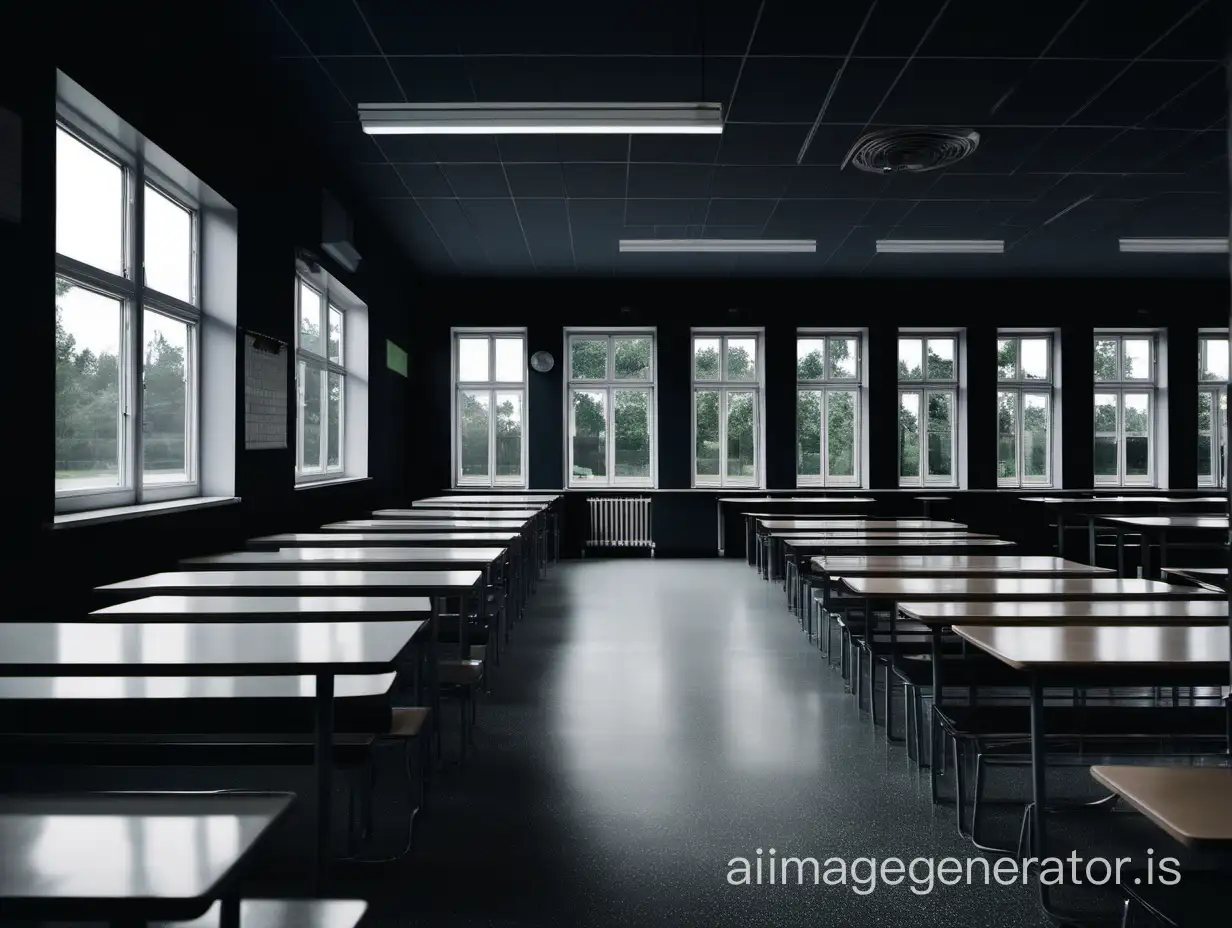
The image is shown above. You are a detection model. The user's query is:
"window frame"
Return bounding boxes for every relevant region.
[1197,333,1229,488]
[451,329,528,488]
[294,273,354,485]
[897,332,959,487]
[691,330,763,487]
[794,332,863,488]
[565,329,657,488]
[1092,333,1158,488]
[54,115,202,514]
[996,333,1055,488]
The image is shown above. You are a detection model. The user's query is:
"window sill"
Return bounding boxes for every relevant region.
[295,475,372,491]
[52,495,241,529]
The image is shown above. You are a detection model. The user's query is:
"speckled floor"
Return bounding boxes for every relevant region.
[327,560,1195,927]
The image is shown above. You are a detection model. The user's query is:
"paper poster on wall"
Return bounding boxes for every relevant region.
[0,107,20,223]
[244,331,288,449]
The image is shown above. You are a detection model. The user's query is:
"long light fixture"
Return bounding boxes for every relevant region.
[619,239,816,253]
[359,102,723,135]
[876,239,1004,254]
[1119,238,1229,254]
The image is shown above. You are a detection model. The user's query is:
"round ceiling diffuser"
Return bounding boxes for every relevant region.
[844,127,980,174]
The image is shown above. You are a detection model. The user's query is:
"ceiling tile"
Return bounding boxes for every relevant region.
[630,134,722,165]
[429,136,503,162]
[273,0,379,55]
[319,57,403,105]
[1147,0,1231,59]
[765,198,877,236]
[561,163,628,198]
[491,137,561,163]
[516,198,577,269]
[372,134,441,163]
[441,163,511,197]
[811,58,907,125]
[852,0,952,57]
[353,163,409,198]
[375,198,456,268]
[783,166,888,199]
[1078,61,1217,128]
[751,2,888,55]
[555,136,629,163]
[504,163,567,198]
[703,198,779,227]
[393,164,454,197]
[415,197,487,263]
[627,164,714,199]
[925,173,1055,200]
[624,199,709,226]
[873,59,1030,126]
[710,166,794,198]
[387,57,481,103]
[320,125,387,165]
[1014,127,1123,172]
[727,57,843,123]
[986,60,1125,126]
[1045,0,1208,59]
[799,125,864,165]
[1149,130,1227,172]
[957,128,1056,172]
[1142,67,1228,130]
[718,123,810,165]
[270,59,354,120]
[920,0,1087,57]
[459,199,533,265]
[1080,128,1195,172]
[354,2,461,54]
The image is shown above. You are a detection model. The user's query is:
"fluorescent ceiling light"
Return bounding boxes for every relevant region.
[619,239,816,253]
[876,239,1004,254]
[359,102,723,135]
[1119,238,1229,254]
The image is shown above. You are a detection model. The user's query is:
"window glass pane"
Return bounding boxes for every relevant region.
[926,392,953,477]
[726,338,756,381]
[142,309,189,484]
[327,373,342,469]
[1122,338,1151,380]
[570,338,607,379]
[144,184,193,302]
[1124,393,1151,477]
[1094,437,1118,476]
[694,338,721,380]
[1198,434,1212,479]
[55,278,123,490]
[1124,392,1151,433]
[613,390,651,477]
[1198,391,1212,431]
[458,336,489,381]
[494,337,523,382]
[1094,394,1118,433]
[459,390,490,478]
[828,337,858,380]
[300,362,322,473]
[796,390,822,478]
[926,338,955,380]
[56,128,124,275]
[613,337,651,379]
[328,307,343,365]
[1023,393,1049,480]
[695,390,720,479]
[494,391,522,479]
[1200,338,1229,382]
[997,339,1016,381]
[899,392,920,478]
[797,338,825,380]
[299,282,322,356]
[1125,437,1150,476]
[997,391,1017,481]
[898,338,923,380]
[827,390,856,479]
[1094,339,1118,381]
[1020,338,1048,380]
[1221,393,1228,485]
[571,390,606,479]
[726,392,756,479]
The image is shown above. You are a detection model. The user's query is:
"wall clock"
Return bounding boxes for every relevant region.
[530,350,555,373]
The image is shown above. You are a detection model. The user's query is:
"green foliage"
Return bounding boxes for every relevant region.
[1094,340,1118,380]
[796,389,855,480]
[694,346,720,379]
[571,338,607,379]
[997,338,1017,380]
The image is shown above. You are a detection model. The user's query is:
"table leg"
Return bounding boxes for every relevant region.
[929,629,944,784]
[219,897,240,928]
[1141,530,1153,580]
[315,672,335,884]
[1116,529,1126,577]
[717,501,724,557]
[1056,512,1065,558]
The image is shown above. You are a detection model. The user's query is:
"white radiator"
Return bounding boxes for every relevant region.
[586,497,655,554]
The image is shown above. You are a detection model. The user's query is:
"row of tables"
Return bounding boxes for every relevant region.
[745,495,1232,924]
[1,493,561,928]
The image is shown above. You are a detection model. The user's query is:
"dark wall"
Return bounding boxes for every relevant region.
[7,2,419,610]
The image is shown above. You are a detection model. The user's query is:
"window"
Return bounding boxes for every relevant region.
[55,122,201,511]
[997,334,1054,487]
[453,331,526,487]
[796,334,861,486]
[567,331,655,487]
[693,332,762,486]
[1198,334,1228,487]
[1093,334,1157,486]
[898,334,958,486]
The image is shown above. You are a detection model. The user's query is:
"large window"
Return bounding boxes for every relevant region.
[796,334,861,486]
[997,334,1054,487]
[1198,334,1228,488]
[453,331,526,487]
[692,332,762,486]
[898,334,958,486]
[567,331,655,487]
[1093,333,1157,486]
[55,123,200,511]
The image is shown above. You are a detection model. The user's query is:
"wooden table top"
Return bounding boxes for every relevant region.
[758,519,967,531]
[181,548,507,569]
[0,672,396,700]
[372,509,540,520]
[0,621,424,676]
[0,792,293,921]
[813,555,1110,577]
[321,519,529,531]
[415,494,560,502]
[742,512,870,519]
[91,595,431,620]
[96,570,483,596]
[1089,766,1232,849]
[790,537,1014,549]
[952,624,1230,670]
[721,497,875,504]
[410,500,548,509]
[898,599,1228,625]
[783,532,993,542]
[840,576,1220,601]
[249,532,520,548]
[1099,515,1229,529]
[1021,496,1227,506]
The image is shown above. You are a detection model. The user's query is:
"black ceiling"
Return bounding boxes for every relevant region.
[254,0,1229,278]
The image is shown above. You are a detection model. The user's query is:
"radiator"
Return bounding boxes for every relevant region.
[586,497,655,554]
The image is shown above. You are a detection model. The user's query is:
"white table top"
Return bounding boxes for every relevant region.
[91,595,431,620]
[321,520,528,531]
[0,672,396,700]
[415,494,559,502]
[813,555,1110,577]
[758,519,967,531]
[898,600,1228,625]
[372,509,540,520]
[0,792,293,920]
[409,500,548,510]
[152,898,369,928]
[840,577,1220,601]
[952,624,1230,670]
[250,532,520,548]
[181,548,506,568]
[720,497,876,504]
[783,532,993,542]
[0,621,423,676]
[97,570,483,596]
[1099,515,1229,529]
[1021,497,1227,505]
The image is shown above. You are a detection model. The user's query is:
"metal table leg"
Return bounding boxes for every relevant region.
[314,672,335,886]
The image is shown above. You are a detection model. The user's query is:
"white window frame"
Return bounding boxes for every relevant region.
[996,333,1055,488]
[897,332,959,487]
[1197,333,1228,488]
[451,329,528,488]
[795,332,863,487]
[54,112,202,514]
[691,330,763,488]
[565,329,657,488]
[1093,333,1158,487]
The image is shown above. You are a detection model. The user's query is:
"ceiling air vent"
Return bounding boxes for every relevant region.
[843,127,980,174]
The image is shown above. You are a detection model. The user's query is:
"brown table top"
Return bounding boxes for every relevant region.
[720,497,875,504]
[784,533,994,544]
[372,509,540,520]
[743,512,870,519]
[1089,766,1232,849]
[840,577,1220,601]
[897,599,1228,626]
[813,555,1110,577]
[1162,567,1228,577]
[789,537,1014,549]
[1098,515,1229,529]
[1021,497,1226,506]
[758,519,967,531]
[321,520,529,531]
[952,624,1230,670]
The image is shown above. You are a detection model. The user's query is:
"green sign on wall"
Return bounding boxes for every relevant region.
[386,339,408,377]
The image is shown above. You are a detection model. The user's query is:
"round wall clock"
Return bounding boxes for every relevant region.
[530,350,555,373]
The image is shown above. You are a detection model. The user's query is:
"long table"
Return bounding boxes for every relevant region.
[717,496,876,558]
[755,519,969,577]
[1097,515,1228,579]
[1020,497,1226,560]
